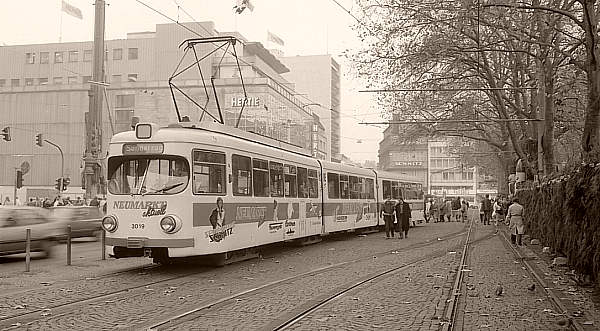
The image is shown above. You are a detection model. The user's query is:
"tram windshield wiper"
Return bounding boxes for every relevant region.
[141,182,185,196]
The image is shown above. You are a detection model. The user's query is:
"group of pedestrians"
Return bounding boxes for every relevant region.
[427,196,469,223]
[381,195,412,239]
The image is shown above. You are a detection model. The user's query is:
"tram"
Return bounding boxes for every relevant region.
[102,121,424,264]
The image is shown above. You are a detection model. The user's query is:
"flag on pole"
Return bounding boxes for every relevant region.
[233,0,254,14]
[62,0,83,20]
[267,31,285,46]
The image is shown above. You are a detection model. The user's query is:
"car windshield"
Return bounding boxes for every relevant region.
[107,156,189,195]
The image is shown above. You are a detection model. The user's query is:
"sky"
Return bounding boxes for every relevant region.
[0,0,385,163]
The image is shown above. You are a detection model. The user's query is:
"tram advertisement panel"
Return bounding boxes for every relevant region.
[322,201,377,232]
[193,199,315,245]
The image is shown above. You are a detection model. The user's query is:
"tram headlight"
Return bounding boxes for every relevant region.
[102,215,118,233]
[160,215,181,234]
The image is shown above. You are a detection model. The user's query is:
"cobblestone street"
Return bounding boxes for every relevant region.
[1,222,599,330]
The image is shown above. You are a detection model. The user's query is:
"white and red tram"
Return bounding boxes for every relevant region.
[102,122,424,264]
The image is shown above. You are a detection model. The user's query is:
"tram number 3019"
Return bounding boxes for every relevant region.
[131,223,145,229]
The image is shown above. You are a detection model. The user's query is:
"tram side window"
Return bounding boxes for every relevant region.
[270,161,284,197]
[284,164,297,198]
[232,154,252,196]
[192,150,225,194]
[297,167,309,198]
[327,172,340,199]
[382,180,392,199]
[364,178,375,199]
[253,159,269,197]
[349,176,361,199]
[392,181,402,200]
[340,175,349,199]
[308,169,319,198]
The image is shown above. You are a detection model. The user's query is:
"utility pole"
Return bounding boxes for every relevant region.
[84,0,105,198]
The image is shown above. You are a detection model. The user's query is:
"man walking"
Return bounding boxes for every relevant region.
[395,196,412,239]
[482,194,492,225]
[381,195,396,239]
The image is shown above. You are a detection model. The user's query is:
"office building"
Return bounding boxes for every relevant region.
[0,22,324,200]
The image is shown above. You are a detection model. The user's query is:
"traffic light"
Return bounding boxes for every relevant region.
[55,178,63,191]
[16,170,23,189]
[35,133,43,146]
[1,127,10,141]
[62,177,70,191]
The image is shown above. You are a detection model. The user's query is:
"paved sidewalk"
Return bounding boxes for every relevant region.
[455,224,600,330]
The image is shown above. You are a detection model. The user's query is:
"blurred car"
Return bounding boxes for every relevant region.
[0,206,64,257]
[50,206,103,239]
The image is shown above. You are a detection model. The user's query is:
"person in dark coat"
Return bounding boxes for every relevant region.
[395,197,412,239]
[380,195,396,239]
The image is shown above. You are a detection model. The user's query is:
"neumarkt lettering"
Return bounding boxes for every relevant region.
[113,200,167,210]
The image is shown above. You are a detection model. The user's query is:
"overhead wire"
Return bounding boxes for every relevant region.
[135,0,367,129]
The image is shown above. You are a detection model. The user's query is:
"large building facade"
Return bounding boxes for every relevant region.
[379,125,478,202]
[280,55,341,162]
[0,22,328,201]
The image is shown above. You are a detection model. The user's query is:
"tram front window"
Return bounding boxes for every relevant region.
[107,156,189,195]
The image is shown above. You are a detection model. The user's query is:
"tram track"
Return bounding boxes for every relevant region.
[496,230,586,331]
[446,226,588,331]
[147,225,494,331]
[0,227,469,330]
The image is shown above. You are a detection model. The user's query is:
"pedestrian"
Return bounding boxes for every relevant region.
[482,194,492,225]
[395,196,412,239]
[479,199,484,223]
[445,199,452,222]
[439,199,447,222]
[493,198,504,226]
[380,195,396,239]
[461,199,468,222]
[89,196,100,207]
[425,199,431,223]
[507,197,525,245]
[3,197,11,205]
[451,196,461,222]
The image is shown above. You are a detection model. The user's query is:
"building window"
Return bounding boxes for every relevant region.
[38,78,48,85]
[111,74,121,83]
[25,52,35,64]
[25,78,34,86]
[69,50,78,62]
[128,48,138,60]
[115,109,133,123]
[127,74,138,82]
[55,51,64,63]
[53,77,63,85]
[84,50,92,62]
[67,76,77,84]
[82,76,92,84]
[40,52,49,64]
[11,79,20,87]
[113,48,122,60]
[0,79,5,87]
[116,95,135,108]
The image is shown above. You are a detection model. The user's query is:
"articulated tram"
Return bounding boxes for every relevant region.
[102,122,424,264]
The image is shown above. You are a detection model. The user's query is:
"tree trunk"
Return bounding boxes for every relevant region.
[496,155,511,195]
[543,59,555,174]
[582,68,600,159]
[581,0,600,160]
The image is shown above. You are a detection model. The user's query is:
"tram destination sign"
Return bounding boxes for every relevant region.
[123,143,164,154]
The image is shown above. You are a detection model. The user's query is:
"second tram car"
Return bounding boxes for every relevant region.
[102,122,424,264]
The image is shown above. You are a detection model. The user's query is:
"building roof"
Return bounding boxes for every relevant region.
[244,42,289,74]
